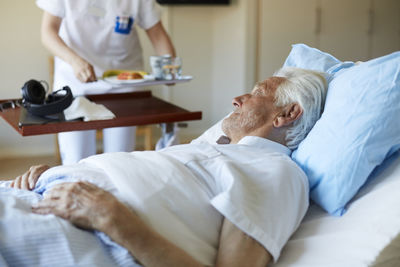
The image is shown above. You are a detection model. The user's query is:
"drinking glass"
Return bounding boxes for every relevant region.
[162,57,182,80]
[172,57,182,79]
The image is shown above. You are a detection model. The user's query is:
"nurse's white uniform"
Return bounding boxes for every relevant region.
[36,0,161,165]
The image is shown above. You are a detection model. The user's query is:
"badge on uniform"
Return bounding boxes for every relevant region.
[114,16,134,34]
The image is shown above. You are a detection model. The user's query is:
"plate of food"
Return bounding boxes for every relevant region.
[102,70,152,84]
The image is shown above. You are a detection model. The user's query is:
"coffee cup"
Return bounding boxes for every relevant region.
[150,55,171,80]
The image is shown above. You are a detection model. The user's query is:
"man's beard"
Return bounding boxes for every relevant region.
[222,109,263,138]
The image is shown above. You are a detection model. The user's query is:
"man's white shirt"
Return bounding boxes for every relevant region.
[40,136,309,265]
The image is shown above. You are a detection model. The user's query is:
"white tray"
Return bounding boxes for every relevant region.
[104,75,193,87]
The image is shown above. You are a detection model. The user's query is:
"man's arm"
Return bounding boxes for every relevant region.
[32,182,204,267]
[215,219,272,266]
[32,182,272,267]
[146,21,176,57]
[114,213,272,267]
[40,11,96,82]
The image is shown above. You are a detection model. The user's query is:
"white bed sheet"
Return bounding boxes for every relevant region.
[272,152,400,267]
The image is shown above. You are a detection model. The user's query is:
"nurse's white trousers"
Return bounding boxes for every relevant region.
[58,126,136,165]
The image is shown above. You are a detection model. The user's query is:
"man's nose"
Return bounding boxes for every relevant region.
[232,94,249,107]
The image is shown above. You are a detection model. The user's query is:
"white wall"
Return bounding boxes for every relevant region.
[0,0,55,157]
[0,0,257,157]
[167,0,257,134]
[2,0,396,158]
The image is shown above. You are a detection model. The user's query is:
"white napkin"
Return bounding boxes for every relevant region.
[64,96,115,121]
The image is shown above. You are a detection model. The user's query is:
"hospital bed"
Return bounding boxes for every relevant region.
[1,154,399,266]
[1,44,399,266]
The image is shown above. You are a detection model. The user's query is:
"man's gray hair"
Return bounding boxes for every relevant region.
[273,67,328,150]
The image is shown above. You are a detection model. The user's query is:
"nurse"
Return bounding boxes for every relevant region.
[36,0,176,165]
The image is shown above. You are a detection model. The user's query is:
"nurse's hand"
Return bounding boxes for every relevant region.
[10,164,50,190]
[72,57,97,83]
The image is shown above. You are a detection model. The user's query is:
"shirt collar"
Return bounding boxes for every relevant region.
[237,136,291,156]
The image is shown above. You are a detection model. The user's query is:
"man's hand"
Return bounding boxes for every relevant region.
[71,57,97,83]
[32,181,125,232]
[32,181,206,267]
[10,164,50,190]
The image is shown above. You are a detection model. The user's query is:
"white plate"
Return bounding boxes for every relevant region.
[104,75,153,84]
[142,75,193,81]
[178,75,193,80]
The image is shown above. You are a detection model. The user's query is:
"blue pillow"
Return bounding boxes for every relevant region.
[283,43,353,76]
[286,44,400,216]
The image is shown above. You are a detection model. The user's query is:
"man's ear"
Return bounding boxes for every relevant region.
[273,103,303,128]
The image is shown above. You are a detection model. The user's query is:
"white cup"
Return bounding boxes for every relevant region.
[150,55,170,80]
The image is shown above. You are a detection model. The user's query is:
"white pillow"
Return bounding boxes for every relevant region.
[190,113,230,145]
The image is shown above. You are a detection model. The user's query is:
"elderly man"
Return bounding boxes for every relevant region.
[3,67,327,267]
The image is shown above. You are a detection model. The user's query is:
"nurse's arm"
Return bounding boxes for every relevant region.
[40,11,96,82]
[146,21,176,57]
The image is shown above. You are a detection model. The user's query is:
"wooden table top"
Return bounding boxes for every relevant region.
[0,91,202,136]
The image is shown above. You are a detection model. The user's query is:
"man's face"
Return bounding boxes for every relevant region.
[222,77,286,142]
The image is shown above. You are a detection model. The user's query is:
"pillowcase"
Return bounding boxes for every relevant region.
[282,43,354,76]
[287,44,400,215]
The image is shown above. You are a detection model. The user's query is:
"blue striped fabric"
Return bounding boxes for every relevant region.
[0,181,141,267]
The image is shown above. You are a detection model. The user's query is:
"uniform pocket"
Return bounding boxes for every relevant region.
[114,15,134,35]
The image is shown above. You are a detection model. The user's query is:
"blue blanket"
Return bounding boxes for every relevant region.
[0,176,141,267]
